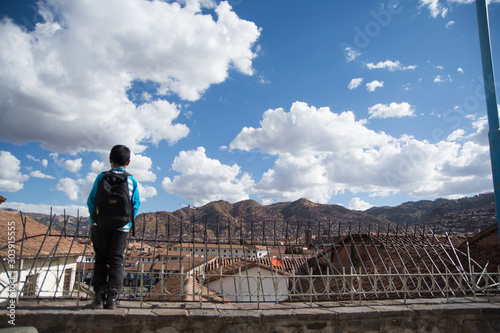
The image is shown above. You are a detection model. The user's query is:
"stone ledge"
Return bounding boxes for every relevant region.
[1,297,499,333]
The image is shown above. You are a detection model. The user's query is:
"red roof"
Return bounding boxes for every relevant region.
[0,209,86,259]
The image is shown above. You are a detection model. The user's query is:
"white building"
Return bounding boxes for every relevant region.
[0,210,86,299]
[204,259,289,303]
[166,242,268,259]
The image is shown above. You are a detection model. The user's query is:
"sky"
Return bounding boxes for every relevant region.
[0,0,499,217]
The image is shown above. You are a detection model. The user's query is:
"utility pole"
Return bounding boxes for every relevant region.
[476,0,500,244]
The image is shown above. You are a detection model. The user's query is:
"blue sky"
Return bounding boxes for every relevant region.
[0,0,499,216]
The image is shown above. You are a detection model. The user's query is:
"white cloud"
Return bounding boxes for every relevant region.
[0,151,29,192]
[229,102,491,204]
[0,0,260,154]
[434,74,452,83]
[255,153,333,203]
[366,80,384,92]
[457,67,465,74]
[64,158,83,174]
[344,46,361,62]
[421,0,500,19]
[56,177,83,201]
[81,172,100,200]
[27,155,49,167]
[128,153,157,182]
[135,100,190,146]
[348,197,374,211]
[466,115,488,145]
[447,0,474,3]
[1,201,88,216]
[49,153,83,175]
[90,160,106,173]
[259,75,270,85]
[447,129,466,141]
[230,102,390,156]
[367,60,416,71]
[348,78,363,90]
[368,102,415,119]
[30,170,56,179]
[419,0,448,18]
[446,20,455,28]
[138,183,157,202]
[161,147,254,206]
[448,0,500,4]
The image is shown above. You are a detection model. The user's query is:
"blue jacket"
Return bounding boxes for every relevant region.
[87,167,140,232]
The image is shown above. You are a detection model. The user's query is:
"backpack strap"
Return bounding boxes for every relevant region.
[131,214,136,237]
[119,171,136,237]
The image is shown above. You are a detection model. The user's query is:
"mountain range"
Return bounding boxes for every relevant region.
[9,192,496,238]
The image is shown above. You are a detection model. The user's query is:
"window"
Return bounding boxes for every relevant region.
[23,273,38,297]
[63,269,72,296]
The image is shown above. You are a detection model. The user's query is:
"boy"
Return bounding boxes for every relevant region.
[87,145,140,309]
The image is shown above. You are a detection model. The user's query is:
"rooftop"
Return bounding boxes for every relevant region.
[1,208,500,330]
[0,210,86,259]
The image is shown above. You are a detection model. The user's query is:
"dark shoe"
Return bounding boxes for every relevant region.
[90,290,106,309]
[106,293,117,309]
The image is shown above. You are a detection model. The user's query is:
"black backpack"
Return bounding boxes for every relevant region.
[93,171,133,232]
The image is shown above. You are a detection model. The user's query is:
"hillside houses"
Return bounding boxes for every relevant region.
[162,242,268,259]
[431,209,496,234]
[145,225,499,303]
[1,206,499,304]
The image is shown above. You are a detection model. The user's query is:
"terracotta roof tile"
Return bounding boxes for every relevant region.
[0,209,86,259]
[290,230,496,301]
[204,257,302,283]
[458,224,500,271]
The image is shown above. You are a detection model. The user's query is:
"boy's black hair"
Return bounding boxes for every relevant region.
[109,145,130,166]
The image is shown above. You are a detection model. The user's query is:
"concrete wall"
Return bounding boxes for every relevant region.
[208,266,289,303]
[2,297,500,333]
[0,259,77,299]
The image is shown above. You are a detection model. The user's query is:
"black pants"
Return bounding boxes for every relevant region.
[91,226,128,295]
